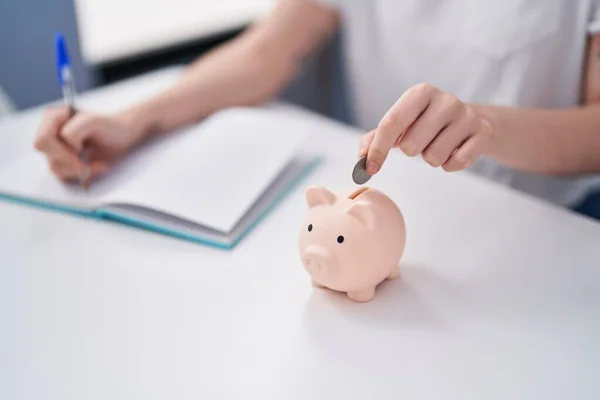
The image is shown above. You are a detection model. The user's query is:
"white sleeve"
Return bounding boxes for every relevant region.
[589,0,600,34]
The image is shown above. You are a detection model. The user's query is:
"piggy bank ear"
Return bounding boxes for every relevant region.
[305,186,336,208]
[346,201,375,230]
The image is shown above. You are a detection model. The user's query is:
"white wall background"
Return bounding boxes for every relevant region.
[74,0,275,64]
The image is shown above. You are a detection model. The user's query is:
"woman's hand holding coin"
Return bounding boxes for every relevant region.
[356,83,495,179]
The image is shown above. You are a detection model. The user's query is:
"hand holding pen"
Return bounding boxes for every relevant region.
[34,34,137,186]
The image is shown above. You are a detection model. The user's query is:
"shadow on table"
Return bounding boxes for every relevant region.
[303,262,459,326]
[301,261,465,363]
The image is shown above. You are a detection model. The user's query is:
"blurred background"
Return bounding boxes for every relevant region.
[0,0,349,120]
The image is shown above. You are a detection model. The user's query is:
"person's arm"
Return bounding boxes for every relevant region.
[118,0,339,145]
[473,33,600,175]
[35,0,338,182]
[361,33,600,177]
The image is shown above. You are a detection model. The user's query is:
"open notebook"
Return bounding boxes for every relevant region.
[0,107,320,249]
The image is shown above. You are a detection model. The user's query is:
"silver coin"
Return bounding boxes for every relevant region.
[352,156,371,184]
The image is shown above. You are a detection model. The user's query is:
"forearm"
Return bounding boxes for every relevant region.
[116,0,338,144]
[115,38,293,143]
[474,103,600,175]
[475,33,600,176]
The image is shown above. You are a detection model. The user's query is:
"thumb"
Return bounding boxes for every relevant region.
[61,113,108,152]
[366,124,399,175]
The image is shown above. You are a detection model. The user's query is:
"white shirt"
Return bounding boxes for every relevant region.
[312,0,600,207]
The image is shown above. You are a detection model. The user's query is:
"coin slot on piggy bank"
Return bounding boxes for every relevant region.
[298,185,406,302]
[348,186,369,200]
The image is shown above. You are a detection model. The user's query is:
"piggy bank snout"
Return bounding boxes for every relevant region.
[302,244,337,275]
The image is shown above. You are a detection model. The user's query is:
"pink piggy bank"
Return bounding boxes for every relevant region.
[299,185,406,302]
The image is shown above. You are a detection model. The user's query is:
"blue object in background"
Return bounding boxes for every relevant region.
[54,32,78,112]
[55,33,71,86]
[0,0,96,109]
[574,191,600,221]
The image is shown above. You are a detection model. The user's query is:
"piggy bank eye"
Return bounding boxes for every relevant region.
[337,235,344,244]
[308,224,313,232]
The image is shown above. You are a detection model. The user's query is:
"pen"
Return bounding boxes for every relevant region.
[55,33,90,191]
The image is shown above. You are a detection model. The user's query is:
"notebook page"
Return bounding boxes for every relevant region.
[100,107,310,233]
[101,150,317,246]
[0,146,121,211]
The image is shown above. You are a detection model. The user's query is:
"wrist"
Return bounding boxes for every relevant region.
[115,101,164,149]
[470,103,504,155]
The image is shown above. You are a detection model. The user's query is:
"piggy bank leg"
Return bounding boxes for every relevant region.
[347,287,376,302]
[387,265,400,280]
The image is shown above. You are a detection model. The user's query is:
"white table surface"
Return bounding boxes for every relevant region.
[73,0,276,64]
[1,67,600,400]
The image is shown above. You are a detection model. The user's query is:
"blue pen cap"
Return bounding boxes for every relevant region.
[55,33,71,86]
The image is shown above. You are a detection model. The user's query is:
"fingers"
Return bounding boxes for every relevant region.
[441,136,480,172]
[442,119,493,172]
[45,140,84,172]
[367,83,434,173]
[61,113,107,152]
[50,160,109,181]
[34,107,111,181]
[398,92,463,158]
[421,112,475,168]
[34,106,72,153]
[87,161,110,178]
[35,106,84,179]
[358,130,376,158]
[362,82,494,174]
